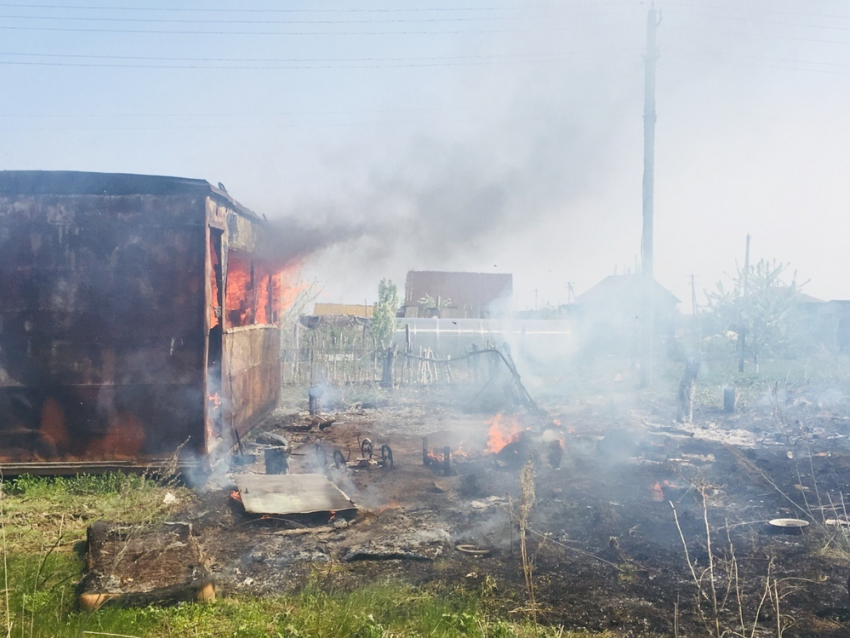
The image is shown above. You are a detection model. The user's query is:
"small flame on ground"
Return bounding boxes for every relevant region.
[230,490,242,503]
[376,499,403,513]
[426,449,451,466]
[486,413,521,453]
[651,480,678,502]
[453,441,471,458]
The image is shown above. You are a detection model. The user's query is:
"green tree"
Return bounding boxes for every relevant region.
[704,258,799,368]
[371,279,399,346]
[417,293,452,318]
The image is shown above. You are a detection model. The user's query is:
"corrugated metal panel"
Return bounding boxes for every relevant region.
[0,191,207,464]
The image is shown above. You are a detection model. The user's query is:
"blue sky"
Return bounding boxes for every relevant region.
[2,1,849,310]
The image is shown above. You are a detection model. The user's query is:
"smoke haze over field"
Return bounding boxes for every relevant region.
[2,1,849,308]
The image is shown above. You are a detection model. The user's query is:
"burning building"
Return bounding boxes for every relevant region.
[0,171,290,474]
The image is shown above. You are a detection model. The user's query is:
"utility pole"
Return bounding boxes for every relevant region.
[690,274,697,317]
[737,234,751,373]
[691,273,699,344]
[640,4,659,386]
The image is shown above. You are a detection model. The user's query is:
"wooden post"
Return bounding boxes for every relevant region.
[723,386,737,413]
[381,345,396,388]
[677,358,700,424]
[738,234,751,373]
[264,447,289,474]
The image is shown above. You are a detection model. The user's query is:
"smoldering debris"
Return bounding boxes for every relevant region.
[80,522,214,611]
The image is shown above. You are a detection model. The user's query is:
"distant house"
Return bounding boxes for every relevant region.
[404,271,513,319]
[790,289,825,307]
[815,300,850,353]
[313,303,373,318]
[569,274,680,352]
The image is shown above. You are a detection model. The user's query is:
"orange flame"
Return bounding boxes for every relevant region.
[486,413,521,453]
[452,441,472,458]
[651,480,678,502]
[223,251,305,329]
[225,251,254,327]
[376,499,403,513]
[209,235,222,329]
[230,490,242,503]
[273,264,305,319]
[426,451,447,465]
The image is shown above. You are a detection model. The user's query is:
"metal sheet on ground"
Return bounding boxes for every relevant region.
[235,473,356,515]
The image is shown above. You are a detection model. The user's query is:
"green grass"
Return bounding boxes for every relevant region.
[0,473,194,637]
[693,351,850,410]
[3,572,619,637]
[0,474,623,638]
[2,472,191,552]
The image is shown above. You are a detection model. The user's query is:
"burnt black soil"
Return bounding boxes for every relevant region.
[175,387,850,637]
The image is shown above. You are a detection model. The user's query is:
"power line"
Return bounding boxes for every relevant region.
[0,50,638,69]
[663,1,850,22]
[0,108,481,118]
[664,9,850,33]
[0,2,640,13]
[666,49,850,76]
[0,96,613,117]
[0,23,629,35]
[669,24,850,46]
[0,57,625,70]
[663,47,850,71]
[0,109,597,132]
[0,50,620,64]
[0,12,628,24]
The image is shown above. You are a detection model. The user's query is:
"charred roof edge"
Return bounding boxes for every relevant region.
[0,170,264,223]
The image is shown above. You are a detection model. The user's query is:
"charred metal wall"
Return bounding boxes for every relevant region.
[205,197,281,445]
[0,189,207,465]
[222,328,281,439]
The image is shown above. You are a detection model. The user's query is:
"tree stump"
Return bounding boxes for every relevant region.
[677,358,701,424]
[80,521,213,610]
[724,386,737,413]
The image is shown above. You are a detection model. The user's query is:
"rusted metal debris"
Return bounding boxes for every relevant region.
[330,438,394,471]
